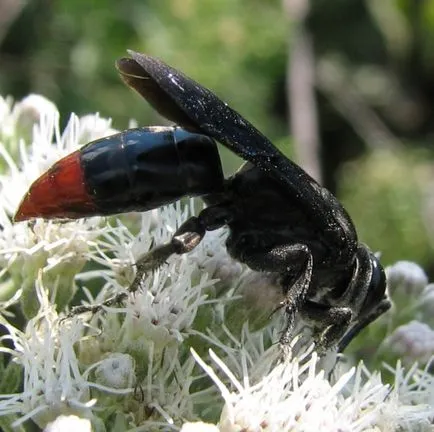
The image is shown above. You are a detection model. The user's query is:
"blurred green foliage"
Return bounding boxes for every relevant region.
[340,148,432,267]
[0,0,287,137]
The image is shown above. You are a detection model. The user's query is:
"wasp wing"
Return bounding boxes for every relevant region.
[116,51,356,243]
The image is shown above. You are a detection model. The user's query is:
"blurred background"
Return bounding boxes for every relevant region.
[1,0,434,276]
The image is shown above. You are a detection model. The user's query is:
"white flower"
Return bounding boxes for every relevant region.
[0,96,115,316]
[2,92,433,432]
[180,422,220,432]
[93,353,136,389]
[92,248,215,356]
[418,283,434,324]
[83,201,242,357]
[44,415,92,432]
[238,271,283,308]
[0,95,12,127]
[0,99,115,215]
[87,202,189,287]
[15,95,58,137]
[384,320,434,364]
[189,347,434,432]
[75,114,116,144]
[135,351,198,427]
[0,278,96,429]
[386,261,428,298]
[190,227,244,289]
[384,360,434,429]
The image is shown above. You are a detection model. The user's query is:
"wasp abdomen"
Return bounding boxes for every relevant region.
[15,126,224,220]
[82,126,224,214]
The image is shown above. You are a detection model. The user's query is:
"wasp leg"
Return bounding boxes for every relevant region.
[333,247,390,351]
[279,248,313,347]
[130,216,207,293]
[68,242,181,317]
[301,302,352,352]
[301,297,391,353]
[337,298,390,352]
[132,204,234,291]
[336,252,391,351]
[237,243,313,346]
[302,246,391,352]
[68,292,130,316]
[69,217,206,316]
[69,205,233,317]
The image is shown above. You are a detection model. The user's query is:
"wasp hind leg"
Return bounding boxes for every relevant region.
[69,205,233,317]
[132,202,234,291]
[130,215,208,293]
[69,216,206,317]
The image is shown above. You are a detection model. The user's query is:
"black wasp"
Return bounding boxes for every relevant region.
[15,50,391,351]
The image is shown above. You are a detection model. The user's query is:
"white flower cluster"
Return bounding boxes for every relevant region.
[0,95,433,431]
[0,95,115,318]
[384,261,434,364]
[184,346,434,432]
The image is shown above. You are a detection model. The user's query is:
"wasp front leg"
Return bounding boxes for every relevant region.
[233,242,314,346]
[301,246,391,352]
[300,302,352,352]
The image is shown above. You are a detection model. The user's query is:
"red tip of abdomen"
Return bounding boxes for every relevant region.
[14,151,98,221]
